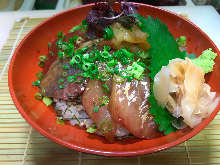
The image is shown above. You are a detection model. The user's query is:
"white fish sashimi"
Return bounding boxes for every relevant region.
[154,58,219,128]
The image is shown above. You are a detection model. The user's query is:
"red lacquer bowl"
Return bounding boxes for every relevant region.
[8,3,220,156]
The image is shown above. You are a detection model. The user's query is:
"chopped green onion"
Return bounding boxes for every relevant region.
[99,96,109,106]
[101,51,110,59]
[34,93,42,100]
[177,35,186,47]
[56,118,65,126]
[80,46,89,53]
[82,53,90,62]
[120,57,130,65]
[36,72,43,81]
[82,63,92,71]
[59,84,64,89]
[64,43,74,58]
[62,72,68,77]
[32,80,40,86]
[90,67,99,79]
[56,40,63,49]
[58,51,64,59]
[69,35,78,43]
[57,31,63,38]
[69,25,82,33]
[81,29,86,33]
[128,62,145,80]
[99,120,112,134]
[86,124,97,134]
[106,66,114,74]
[103,27,114,40]
[39,55,47,62]
[38,61,44,68]
[113,65,119,74]
[67,76,75,83]
[62,65,69,70]
[48,42,52,48]
[59,78,64,83]
[61,43,67,51]
[82,20,88,27]
[104,45,111,52]
[42,97,53,106]
[139,51,149,59]
[76,36,83,44]
[102,84,110,93]
[69,59,75,66]
[107,59,117,67]
[71,54,81,64]
[93,105,99,112]
[121,48,133,59]
[67,74,82,83]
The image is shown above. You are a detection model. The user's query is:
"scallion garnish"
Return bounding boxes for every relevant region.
[38,61,44,68]
[76,36,83,44]
[102,84,110,93]
[57,31,63,38]
[128,62,145,80]
[176,35,186,47]
[42,96,53,106]
[58,51,64,59]
[103,27,114,40]
[36,71,43,81]
[59,84,64,89]
[82,63,92,71]
[48,42,52,48]
[56,40,63,49]
[101,51,110,59]
[86,124,97,133]
[99,96,109,106]
[69,25,83,33]
[32,80,40,86]
[107,59,117,67]
[59,78,64,83]
[71,54,81,64]
[62,72,67,77]
[93,105,99,112]
[56,118,65,126]
[34,93,42,100]
[80,46,89,53]
[69,35,78,43]
[62,65,69,70]
[138,51,149,59]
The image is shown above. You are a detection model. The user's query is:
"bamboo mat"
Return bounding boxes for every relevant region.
[0,17,220,165]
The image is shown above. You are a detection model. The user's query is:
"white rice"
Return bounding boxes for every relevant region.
[53,98,129,137]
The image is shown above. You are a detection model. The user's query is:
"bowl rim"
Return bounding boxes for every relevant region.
[8,2,220,156]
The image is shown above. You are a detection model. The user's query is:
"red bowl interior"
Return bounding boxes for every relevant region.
[8,3,220,156]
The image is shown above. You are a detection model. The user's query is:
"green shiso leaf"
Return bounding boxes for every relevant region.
[134,14,187,134]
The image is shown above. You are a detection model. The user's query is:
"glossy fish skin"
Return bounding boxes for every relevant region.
[40,31,88,101]
[109,77,160,139]
[40,59,86,101]
[82,79,117,142]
